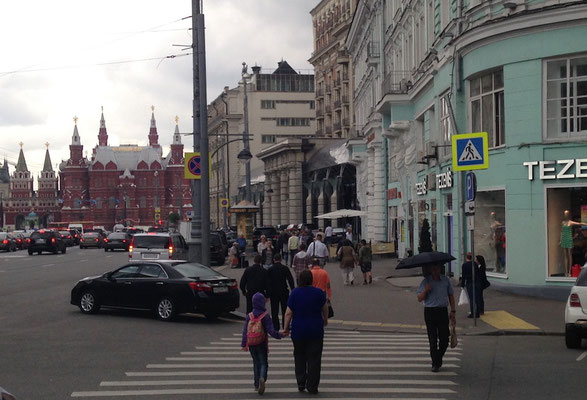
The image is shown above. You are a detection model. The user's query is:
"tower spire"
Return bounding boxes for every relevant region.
[42,143,53,172]
[173,115,182,145]
[98,106,108,146]
[72,116,81,145]
[148,105,160,147]
[15,143,29,172]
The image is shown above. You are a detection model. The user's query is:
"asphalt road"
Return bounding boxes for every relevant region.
[1,248,586,399]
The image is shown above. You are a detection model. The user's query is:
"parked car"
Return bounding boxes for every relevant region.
[565,268,587,348]
[210,232,226,266]
[59,231,75,247]
[252,226,279,250]
[80,232,103,249]
[10,231,28,250]
[28,230,66,255]
[128,232,188,262]
[215,229,229,256]
[103,232,132,252]
[70,260,239,320]
[0,232,17,252]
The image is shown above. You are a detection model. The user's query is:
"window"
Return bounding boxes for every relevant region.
[545,55,587,139]
[473,190,506,275]
[546,186,587,278]
[138,264,166,278]
[111,265,140,279]
[261,100,275,109]
[262,135,276,144]
[309,101,315,109]
[469,70,505,148]
[439,93,452,157]
[276,118,310,126]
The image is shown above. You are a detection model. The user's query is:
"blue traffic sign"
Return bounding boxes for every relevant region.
[466,172,476,201]
[452,132,489,171]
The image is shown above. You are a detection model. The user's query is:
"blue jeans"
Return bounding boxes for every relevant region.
[249,344,268,387]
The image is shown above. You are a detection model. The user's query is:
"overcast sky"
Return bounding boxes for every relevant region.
[0,0,316,181]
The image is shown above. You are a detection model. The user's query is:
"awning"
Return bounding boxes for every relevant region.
[315,209,367,219]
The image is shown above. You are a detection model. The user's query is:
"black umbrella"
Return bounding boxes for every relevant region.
[396,251,456,269]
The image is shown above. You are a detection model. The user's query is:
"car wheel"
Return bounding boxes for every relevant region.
[38,251,42,255]
[80,246,85,249]
[156,297,176,321]
[565,325,582,349]
[79,290,100,314]
[28,249,33,255]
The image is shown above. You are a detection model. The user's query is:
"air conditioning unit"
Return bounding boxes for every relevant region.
[425,141,437,158]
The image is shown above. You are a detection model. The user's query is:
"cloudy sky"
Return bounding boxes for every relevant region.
[0,0,316,181]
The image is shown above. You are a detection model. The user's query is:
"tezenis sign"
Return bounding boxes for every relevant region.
[523,159,587,180]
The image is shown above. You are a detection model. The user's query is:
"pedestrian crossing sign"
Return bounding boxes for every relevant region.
[452,132,489,171]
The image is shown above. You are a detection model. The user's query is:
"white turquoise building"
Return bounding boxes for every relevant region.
[346,0,587,296]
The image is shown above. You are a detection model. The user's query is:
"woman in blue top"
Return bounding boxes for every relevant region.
[283,269,328,394]
[417,263,456,373]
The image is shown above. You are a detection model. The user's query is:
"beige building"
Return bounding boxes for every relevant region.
[208,61,316,228]
[309,0,358,139]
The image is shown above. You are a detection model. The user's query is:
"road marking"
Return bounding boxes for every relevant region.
[126,370,457,377]
[100,378,457,386]
[40,263,55,268]
[195,345,462,351]
[480,311,540,330]
[577,351,587,362]
[177,350,461,356]
[146,362,461,369]
[72,387,456,397]
[162,356,459,362]
[80,259,88,262]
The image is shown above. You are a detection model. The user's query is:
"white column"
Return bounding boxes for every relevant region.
[280,169,288,225]
[372,144,386,241]
[271,172,281,227]
[264,173,272,226]
[289,165,302,224]
[317,188,325,229]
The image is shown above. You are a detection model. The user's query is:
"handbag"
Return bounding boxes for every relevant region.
[482,278,491,289]
[327,300,334,318]
[450,323,458,348]
[458,288,469,306]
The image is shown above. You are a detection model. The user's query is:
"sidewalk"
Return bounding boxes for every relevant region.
[217,254,567,337]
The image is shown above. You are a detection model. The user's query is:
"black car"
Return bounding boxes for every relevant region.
[67,229,81,245]
[252,226,279,250]
[28,230,66,255]
[215,229,229,256]
[70,261,239,321]
[103,232,132,252]
[0,233,17,252]
[59,231,75,247]
[210,232,226,266]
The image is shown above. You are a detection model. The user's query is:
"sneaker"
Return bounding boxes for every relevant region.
[258,377,265,395]
[298,386,306,392]
[431,366,440,372]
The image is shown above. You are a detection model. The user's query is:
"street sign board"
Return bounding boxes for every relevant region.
[184,152,201,180]
[220,198,229,208]
[452,132,489,171]
[465,172,477,201]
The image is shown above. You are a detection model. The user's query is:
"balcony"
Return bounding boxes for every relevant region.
[325,126,332,136]
[316,109,324,119]
[325,105,332,114]
[383,71,413,95]
[342,95,349,104]
[335,78,341,87]
[333,122,342,133]
[334,100,341,110]
[342,72,349,81]
[315,129,323,136]
[343,117,349,126]
[367,41,380,66]
[337,49,350,64]
[325,85,332,94]
[316,88,324,98]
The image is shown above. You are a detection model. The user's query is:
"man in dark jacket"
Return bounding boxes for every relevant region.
[240,254,271,313]
[461,252,482,318]
[268,254,295,330]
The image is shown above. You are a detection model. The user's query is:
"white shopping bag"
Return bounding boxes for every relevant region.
[458,288,469,306]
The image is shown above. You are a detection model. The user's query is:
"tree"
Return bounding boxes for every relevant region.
[167,212,180,225]
[418,218,433,253]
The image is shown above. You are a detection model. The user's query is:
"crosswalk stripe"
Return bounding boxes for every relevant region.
[99,378,457,386]
[126,370,458,377]
[180,350,461,356]
[221,337,429,341]
[209,340,432,345]
[196,345,463,351]
[146,363,461,369]
[71,387,456,397]
[163,356,459,362]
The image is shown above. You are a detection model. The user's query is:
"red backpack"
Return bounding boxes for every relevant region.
[246,311,267,346]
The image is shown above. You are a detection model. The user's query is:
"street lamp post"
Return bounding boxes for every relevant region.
[238,62,253,203]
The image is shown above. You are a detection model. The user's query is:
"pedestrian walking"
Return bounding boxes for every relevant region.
[358,239,373,284]
[283,269,329,394]
[237,234,247,253]
[288,230,300,268]
[277,230,290,265]
[306,234,329,267]
[324,225,333,248]
[345,226,353,242]
[310,257,332,301]
[229,242,240,268]
[337,239,357,285]
[241,292,286,395]
[268,254,295,330]
[461,252,482,318]
[476,254,489,315]
[257,235,268,262]
[417,263,456,372]
[240,254,271,313]
[262,240,275,270]
[292,243,310,285]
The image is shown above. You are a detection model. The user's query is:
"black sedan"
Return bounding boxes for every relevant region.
[59,231,75,247]
[70,261,239,321]
[103,232,131,252]
[0,232,17,252]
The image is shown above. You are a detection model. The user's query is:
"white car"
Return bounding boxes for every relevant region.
[565,268,587,348]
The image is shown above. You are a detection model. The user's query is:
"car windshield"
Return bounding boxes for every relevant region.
[133,235,170,249]
[30,231,52,239]
[172,262,224,279]
[59,231,70,236]
[108,233,127,239]
[83,232,99,238]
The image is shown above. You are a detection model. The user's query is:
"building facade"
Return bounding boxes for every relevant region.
[347,0,587,293]
[59,110,192,229]
[310,0,358,139]
[0,159,10,229]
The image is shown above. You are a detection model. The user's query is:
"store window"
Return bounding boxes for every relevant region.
[545,55,587,139]
[469,70,505,148]
[473,190,506,274]
[439,93,452,158]
[546,186,587,278]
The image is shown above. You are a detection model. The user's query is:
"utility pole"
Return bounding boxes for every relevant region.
[188,0,210,265]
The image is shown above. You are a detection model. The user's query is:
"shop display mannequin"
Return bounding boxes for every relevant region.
[561,210,585,276]
[490,212,505,272]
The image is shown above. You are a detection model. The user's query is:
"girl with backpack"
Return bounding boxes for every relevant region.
[241,292,286,395]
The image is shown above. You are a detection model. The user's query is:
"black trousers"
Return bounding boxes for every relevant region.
[424,307,450,368]
[292,338,323,392]
[270,292,289,330]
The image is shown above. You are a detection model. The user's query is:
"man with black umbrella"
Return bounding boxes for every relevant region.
[416,263,456,372]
